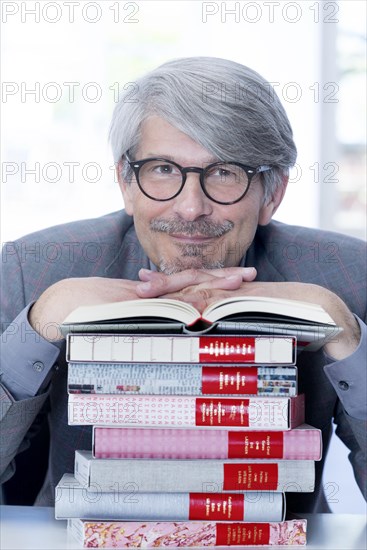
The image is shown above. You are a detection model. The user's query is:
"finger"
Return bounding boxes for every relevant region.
[138,267,256,291]
[160,281,251,311]
[159,280,241,310]
[139,268,214,286]
[199,267,256,280]
[138,269,156,282]
[209,268,256,282]
[136,269,244,298]
[142,275,245,303]
[202,274,245,290]
[139,267,256,281]
[136,269,218,297]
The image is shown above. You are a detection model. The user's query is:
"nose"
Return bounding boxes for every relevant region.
[172,172,213,221]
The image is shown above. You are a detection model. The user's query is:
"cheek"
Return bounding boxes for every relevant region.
[120,182,135,216]
[230,203,262,242]
[229,199,260,227]
[132,205,170,265]
[132,199,165,239]
[124,188,147,219]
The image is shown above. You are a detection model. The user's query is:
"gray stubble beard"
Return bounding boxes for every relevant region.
[151,217,233,274]
[158,256,225,275]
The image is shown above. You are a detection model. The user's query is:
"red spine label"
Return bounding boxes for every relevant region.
[202,367,258,394]
[195,398,249,426]
[223,463,278,490]
[188,493,244,520]
[216,523,270,546]
[228,431,284,458]
[199,337,255,363]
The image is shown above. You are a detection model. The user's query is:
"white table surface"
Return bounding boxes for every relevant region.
[0,506,366,549]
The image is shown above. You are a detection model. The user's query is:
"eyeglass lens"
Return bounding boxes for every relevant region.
[137,160,250,202]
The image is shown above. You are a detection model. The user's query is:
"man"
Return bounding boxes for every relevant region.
[1,57,366,512]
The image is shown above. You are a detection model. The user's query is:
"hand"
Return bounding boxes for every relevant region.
[159,280,361,361]
[29,268,257,342]
[29,277,142,341]
[136,267,257,297]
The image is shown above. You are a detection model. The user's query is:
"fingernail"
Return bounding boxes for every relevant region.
[139,268,152,275]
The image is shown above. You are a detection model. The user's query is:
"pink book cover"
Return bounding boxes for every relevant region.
[93,423,322,460]
[68,394,304,430]
[68,519,307,548]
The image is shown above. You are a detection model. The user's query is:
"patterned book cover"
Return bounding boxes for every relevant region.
[66,334,296,364]
[74,450,315,493]
[93,424,322,460]
[68,518,307,547]
[68,393,305,429]
[55,474,285,521]
[68,363,297,396]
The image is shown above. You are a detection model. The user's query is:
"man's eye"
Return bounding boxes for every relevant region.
[208,168,233,178]
[152,164,175,174]
[158,165,173,173]
[217,169,232,177]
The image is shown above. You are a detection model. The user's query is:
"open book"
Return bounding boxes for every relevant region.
[60,296,341,349]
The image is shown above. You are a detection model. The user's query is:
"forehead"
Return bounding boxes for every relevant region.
[136,116,218,164]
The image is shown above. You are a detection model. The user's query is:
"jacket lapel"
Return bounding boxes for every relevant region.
[104,224,150,281]
[245,226,287,283]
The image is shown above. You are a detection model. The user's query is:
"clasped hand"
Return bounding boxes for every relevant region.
[137,268,361,361]
[30,267,360,360]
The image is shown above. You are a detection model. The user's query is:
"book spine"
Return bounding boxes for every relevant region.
[68,363,297,396]
[67,335,295,364]
[55,485,284,521]
[68,519,307,547]
[74,452,315,493]
[92,426,322,460]
[68,394,304,430]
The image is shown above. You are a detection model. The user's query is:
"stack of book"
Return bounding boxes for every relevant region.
[56,296,334,548]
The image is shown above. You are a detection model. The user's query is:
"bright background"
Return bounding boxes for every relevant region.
[1,0,366,512]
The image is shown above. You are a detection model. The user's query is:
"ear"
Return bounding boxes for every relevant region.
[258,175,288,226]
[117,160,134,216]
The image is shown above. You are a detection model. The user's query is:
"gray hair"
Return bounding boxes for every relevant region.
[109,57,297,200]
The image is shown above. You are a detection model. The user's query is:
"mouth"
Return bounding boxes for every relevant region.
[169,233,216,244]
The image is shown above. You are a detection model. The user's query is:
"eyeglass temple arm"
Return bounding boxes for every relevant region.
[256,165,272,173]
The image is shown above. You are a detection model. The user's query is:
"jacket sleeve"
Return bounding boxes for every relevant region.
[0,243,61,483]
[323,317,367,499]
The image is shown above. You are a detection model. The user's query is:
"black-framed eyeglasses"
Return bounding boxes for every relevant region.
[125,153,271,205]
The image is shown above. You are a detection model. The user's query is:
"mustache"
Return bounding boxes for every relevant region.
[150,218,234,238]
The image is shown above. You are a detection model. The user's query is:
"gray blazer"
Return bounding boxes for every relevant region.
[1,210,366,512]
